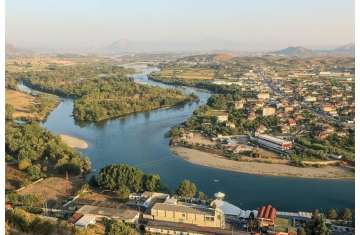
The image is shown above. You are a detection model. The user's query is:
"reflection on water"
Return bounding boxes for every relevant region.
[18,69,355,212]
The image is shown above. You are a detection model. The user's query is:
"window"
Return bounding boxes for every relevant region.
[205,216,214,221]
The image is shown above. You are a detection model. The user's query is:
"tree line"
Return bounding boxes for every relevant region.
[5,121,91,180]
[13,63,194,122]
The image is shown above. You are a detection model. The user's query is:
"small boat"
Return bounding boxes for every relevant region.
[213,179,220,183]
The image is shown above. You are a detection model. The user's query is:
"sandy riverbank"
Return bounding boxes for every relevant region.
[60,134,88,149]
[172,147,354,179]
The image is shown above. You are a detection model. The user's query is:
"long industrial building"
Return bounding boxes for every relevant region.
[250,133,293,152]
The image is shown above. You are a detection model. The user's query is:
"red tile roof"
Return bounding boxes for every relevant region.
[68,212,83,224]
[257,204,276,221]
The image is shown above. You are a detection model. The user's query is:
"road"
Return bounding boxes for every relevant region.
[258,71,350,127]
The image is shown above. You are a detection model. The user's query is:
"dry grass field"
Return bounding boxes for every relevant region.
[6,165,31,191]
[6,89,37,119]
[157,68,215,80]
[6,88,59,121]
[6,57,76,72]
[214,53,235,62]
[18,176,84,208]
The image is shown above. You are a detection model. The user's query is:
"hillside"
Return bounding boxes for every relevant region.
[272,44,355,57]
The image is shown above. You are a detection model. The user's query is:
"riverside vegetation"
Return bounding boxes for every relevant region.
[11,63,195,122]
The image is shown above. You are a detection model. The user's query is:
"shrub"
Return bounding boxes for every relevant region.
[18,158,32,171]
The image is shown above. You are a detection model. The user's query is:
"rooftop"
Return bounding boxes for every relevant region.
[76,205,139,220]
[257,204,276,221]
[152,202,216,216]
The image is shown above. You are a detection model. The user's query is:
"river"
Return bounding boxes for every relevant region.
[18,68,354,212]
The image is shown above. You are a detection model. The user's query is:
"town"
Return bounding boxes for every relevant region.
[151,55,355,178]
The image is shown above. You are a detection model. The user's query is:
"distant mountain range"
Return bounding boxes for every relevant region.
[6,41,355,57]
[271,43,354,57]
[5,43,33,56]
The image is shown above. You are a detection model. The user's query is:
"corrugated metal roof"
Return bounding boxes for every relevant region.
[152,202,215,216]
[75,214,97,227]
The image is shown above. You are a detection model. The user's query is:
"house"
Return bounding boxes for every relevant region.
[248,112,256,120]
[234,100,245,109]
[233,144,253,153]
[150,198,225,228]
[257,205,276,228]
[263,107,276,116]
[284,106,294,113]
[287,119,296,127]
[256,100,265,108]
[281,125,290,134]
[226,122,236,129]
[258,92,270,100]
[215,111,229,122]
[304,96,317,102]
[256,125,268,134]
[322,104,335,113]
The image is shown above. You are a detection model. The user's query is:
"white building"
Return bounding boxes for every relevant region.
[75,214,97,228]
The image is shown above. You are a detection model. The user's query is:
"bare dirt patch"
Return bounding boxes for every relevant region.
[6,165,30,191]
[18,176,84,208]
[186,133,216,146]
[60,134,88,149]
[6,89,36,119]
[172,146,354,179]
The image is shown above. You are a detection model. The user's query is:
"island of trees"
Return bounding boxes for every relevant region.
[11,63,195,122]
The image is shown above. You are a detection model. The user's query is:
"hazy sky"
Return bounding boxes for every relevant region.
[6,0,354,52]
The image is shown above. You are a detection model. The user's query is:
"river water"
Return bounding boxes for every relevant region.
[19,68,354,212]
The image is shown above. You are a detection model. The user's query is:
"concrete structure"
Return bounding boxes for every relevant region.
[234,100,245,109]
[305,96,317,102]
[322,104,335,112]
[257,92,270,100]
[151,199,225,228]
[75,214,97,228]
[76,205,139,224]
[250,133,293,152]
[145,220,248,235]
[262,107,276,116]
[129,191,170,209]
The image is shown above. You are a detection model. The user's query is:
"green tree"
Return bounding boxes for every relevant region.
[104,219,137,235]
[326,208,337,220]
[297,227,306,235]
[6,208,34,232]
[247,212,257,232]
[96,164,144,192]
[5,104,14,121]
[339,208,352,221]
[306,213,329,235]
[176,180,197,198]
[117,185,130,201]
[144,174,161,192]
[198,191,206,201]
[18,158,32,170]
[27,165,43,180]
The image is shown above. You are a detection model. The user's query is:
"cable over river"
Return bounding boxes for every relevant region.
[19,68,354,212]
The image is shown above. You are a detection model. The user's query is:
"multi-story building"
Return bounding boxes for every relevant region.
[150,199,225,228]
[263,107,276,116]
